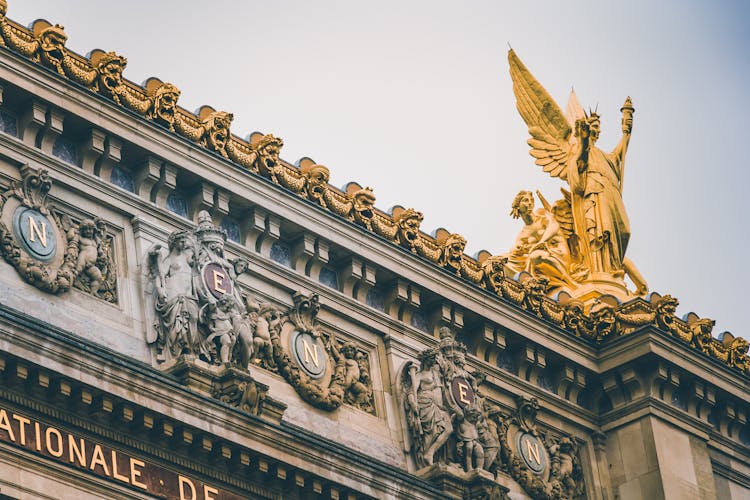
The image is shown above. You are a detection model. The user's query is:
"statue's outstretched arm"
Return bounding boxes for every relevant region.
[612,97,634,174]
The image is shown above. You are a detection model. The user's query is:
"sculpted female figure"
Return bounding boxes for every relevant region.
[148,231,201,358]
[404,348,453,468]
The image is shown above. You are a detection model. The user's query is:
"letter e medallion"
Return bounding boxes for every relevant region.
[450,377,475,408]
[202,263,232,299]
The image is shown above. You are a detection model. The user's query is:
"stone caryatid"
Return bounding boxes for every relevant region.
[508,49,647,300]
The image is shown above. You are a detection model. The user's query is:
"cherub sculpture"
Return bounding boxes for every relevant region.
[201,295,238,364]
[74,218,105,295]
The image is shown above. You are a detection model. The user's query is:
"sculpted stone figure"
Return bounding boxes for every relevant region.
[250,302,280,369]
[146,82,181,131]
[251,134,284,178]
[439,233,467,276]
[456,406,484,472]
[92,52,126,102]
[393,208,423,253]
[349,185,376,229]
[300,163,331,207]
[201,295,238,364]
[202,111,233,158]
[549,436,579,495]
[148,231,201,359]
[195,211,255,369]
[36,23,68,76]
[402,329,505,475]
[72,218,107,297]
[334,341,373,411]
[148,213,258,368]
[403,348,453,468]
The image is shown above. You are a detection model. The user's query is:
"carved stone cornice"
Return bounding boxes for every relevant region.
[3,4,744,385]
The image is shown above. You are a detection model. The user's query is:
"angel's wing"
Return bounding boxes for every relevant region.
[508,49,574,180]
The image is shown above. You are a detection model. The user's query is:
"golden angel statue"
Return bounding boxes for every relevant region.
[507,49,647,299]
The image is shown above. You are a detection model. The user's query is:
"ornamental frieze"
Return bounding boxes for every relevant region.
[0,164,117,302]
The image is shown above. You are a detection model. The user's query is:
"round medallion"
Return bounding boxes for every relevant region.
[516,432,547,474]
[202,263,232,299]
[13,207,57,261]
[450,377,475,408]
[290,330,326,379]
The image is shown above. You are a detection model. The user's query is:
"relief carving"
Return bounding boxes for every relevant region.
[402,327,494,472]
[147,230,376,413]
[0,165,117,301]
[67,217,118,302]
[401,334,586,498]
[264,291,376,413]
[147,211,253,367]
[494,397,586,500]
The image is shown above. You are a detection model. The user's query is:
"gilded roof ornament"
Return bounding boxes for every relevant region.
[507,49,647,302]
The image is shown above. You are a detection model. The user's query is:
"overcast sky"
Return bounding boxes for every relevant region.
[9,1,750,337]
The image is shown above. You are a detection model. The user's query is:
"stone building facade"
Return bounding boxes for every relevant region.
[0,3,748,499]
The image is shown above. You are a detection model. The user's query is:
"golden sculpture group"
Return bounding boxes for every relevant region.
[505,50,647,300]
[0,0,747,378]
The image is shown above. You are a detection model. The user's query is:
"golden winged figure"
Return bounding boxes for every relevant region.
[507,49,647,297]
